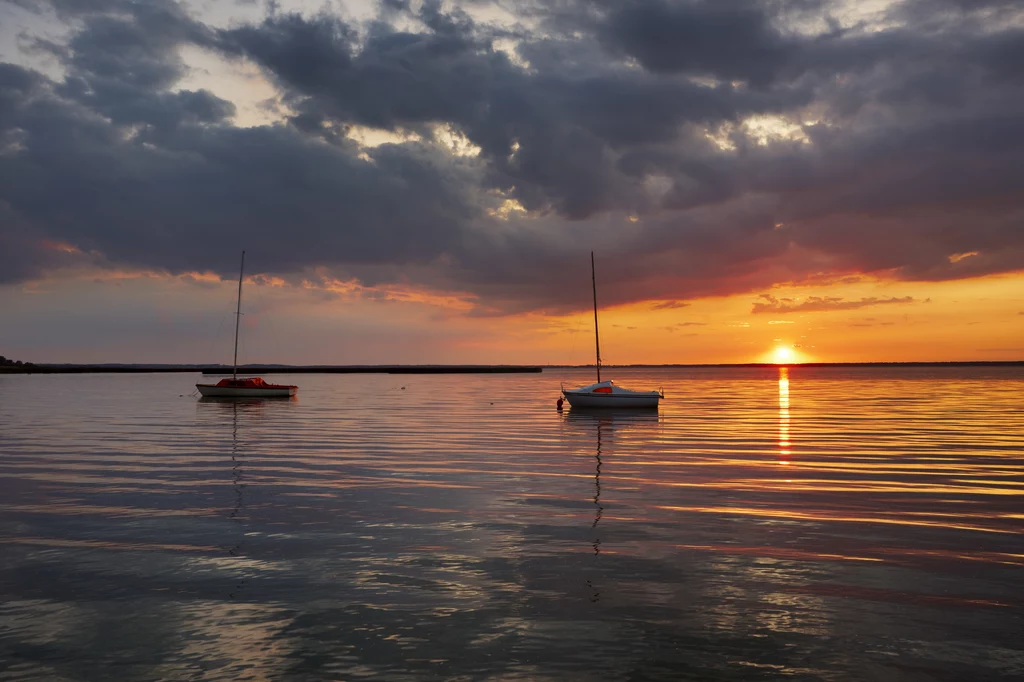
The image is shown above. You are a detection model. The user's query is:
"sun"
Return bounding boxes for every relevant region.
[772,345,795,364]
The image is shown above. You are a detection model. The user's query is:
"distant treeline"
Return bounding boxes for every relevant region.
[0,355,37,371]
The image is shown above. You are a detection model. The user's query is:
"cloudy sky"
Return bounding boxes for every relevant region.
[1,0,1022,364]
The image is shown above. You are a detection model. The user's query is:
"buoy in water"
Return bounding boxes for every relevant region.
[556,397,564,410]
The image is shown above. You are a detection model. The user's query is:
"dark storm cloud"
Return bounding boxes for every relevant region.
[216,2,818,223]
[44,0,231,131]
[0,0,1023,311]
[0,62,480,277]
[546,0,1024,89]
[7,0,130,16]
[594,0,798,85]
[0,0,489,281]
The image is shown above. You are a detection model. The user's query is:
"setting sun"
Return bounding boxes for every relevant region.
[772,346,795,364]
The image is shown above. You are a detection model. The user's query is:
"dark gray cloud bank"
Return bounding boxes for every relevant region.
[0,0,1022,312]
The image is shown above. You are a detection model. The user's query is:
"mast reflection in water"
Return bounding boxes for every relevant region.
[197,396,291,601]
[565,409,661,604]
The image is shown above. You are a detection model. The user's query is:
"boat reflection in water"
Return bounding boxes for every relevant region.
[196,396,295,600]
[562,408,660,603]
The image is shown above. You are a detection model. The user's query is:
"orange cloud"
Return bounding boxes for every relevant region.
[753,294,917,314]
[649,301,691,310]
[41,240,81,254]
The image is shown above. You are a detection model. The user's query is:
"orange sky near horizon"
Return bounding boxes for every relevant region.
[3,268,1022,365]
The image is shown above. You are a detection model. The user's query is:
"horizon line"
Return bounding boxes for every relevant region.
[16,360,1024,369]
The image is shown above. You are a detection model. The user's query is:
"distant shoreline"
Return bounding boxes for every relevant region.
[2,365,544,375]
[2,361,1022,374]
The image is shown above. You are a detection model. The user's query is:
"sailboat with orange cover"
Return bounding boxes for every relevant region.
[196,251,298,398]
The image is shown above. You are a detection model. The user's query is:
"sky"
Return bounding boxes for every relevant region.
[0,0,1022,365]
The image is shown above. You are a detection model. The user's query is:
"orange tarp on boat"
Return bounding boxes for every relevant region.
[215,377,270,388]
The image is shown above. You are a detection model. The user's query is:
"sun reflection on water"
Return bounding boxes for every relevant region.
[778,366,791,465]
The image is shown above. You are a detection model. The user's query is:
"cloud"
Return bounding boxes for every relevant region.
[594,0,797,86]
[660,321,705,333]
[0,0,1022,314]
[753,294,916,314]
[650,301,690,310]
[846,315,898,327]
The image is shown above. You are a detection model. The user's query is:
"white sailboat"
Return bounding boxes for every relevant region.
[561,252,663,409]
[196,251,298,398]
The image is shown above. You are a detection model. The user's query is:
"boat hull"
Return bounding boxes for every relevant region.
[196,384,296,398]
[562,390,661,409]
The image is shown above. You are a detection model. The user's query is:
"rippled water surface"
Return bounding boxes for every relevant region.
[1,367,1022,681]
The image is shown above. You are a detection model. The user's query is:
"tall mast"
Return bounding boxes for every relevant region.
[591,251,601,383]
[232,250,245,380]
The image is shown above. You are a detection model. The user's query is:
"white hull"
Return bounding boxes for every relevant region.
[563,391,661,408]
[196,384,296,398]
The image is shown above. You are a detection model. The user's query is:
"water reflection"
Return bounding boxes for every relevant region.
[778,367,791,465]
[563,410,660,603]
[563,407,660,427]
[196,397,285,601]
[1,369,1022,681]
[593,422,602,542]
[230,402,246,599]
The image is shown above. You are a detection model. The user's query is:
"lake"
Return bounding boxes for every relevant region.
[1,367,1022,680]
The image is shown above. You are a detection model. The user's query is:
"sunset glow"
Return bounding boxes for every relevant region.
[2,268,1023,364]
[0,0,1021,365]
[772,346,796,364]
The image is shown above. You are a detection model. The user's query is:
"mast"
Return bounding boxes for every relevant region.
[232,250,245,380]
[591,251,601,383]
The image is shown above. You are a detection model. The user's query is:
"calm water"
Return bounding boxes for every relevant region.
[1,367,1022,681]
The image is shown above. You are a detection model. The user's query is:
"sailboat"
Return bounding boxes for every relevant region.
[196,251,298,398]
[561,252,663,409]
